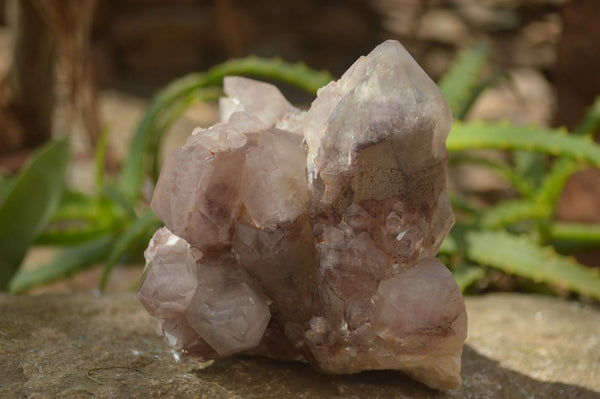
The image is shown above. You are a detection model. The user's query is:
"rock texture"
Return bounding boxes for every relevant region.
[1,293,599,398]
[140,40,465,389]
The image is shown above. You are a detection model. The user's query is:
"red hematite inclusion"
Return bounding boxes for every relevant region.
[137,40,466,390]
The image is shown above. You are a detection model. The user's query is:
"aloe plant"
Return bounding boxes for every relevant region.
[440,44,600,299]
[2,47,600,301]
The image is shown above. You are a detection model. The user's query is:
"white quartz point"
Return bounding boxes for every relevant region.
[156,317,200,350]
[137,228,199,319]
[305,40,451,199]
[221,76,293,126]
[185,254,271,356]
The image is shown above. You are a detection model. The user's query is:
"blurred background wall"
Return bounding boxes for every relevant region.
[90,0,567,94]
[0,0,598,231]
[2,0,597,144]
[2,0,597,145]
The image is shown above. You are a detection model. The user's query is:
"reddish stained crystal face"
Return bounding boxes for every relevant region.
[137,40,466,390]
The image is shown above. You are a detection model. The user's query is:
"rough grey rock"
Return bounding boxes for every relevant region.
[0,292,598,398]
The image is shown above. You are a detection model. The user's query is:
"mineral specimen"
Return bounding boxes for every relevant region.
[137,40,467,390]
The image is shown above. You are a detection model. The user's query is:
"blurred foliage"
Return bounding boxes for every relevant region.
[0,137,70,290]
[0,45,599,300]
[439,44,600,299]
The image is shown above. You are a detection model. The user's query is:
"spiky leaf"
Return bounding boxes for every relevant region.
[478,199,549,229]
[447,121,600,168]
[442,227,600,300]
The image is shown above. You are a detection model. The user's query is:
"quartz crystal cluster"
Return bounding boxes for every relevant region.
[137,40,467,390]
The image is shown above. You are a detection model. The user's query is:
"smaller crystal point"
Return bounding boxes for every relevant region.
[150,122,246,251]
[222,76,292,127]
[137,228,198,319]
[156,317,200,350]
[140,40,466,390]
[185,253,271,356]
[372,257,466,389]
[241,128,309,228]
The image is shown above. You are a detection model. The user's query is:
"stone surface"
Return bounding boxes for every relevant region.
[142,40,465,389]
[0,292,599,398]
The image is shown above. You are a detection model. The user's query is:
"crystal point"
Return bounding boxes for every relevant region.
[185,254,271,356]
[139,40,466,390]
[137,228,198,319]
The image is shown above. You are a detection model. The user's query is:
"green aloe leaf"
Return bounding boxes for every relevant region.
[478,199,549,229]
[447,121,600,168]
[536,96,600,208]
[102,184,138,220]
[0,137,70,291]
[9,235,113,293]
[513,150,547,191]
[442,226,600,300]
[549,222,600,253]
[36,192,119,245]
[0,174,11,203]
[438,42,490,118]
[573,95,600,138]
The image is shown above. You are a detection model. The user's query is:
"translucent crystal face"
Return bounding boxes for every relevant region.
[185,255,271,356]
[240,129,309,229]
[137,228,199,319]
[137,40,466,390]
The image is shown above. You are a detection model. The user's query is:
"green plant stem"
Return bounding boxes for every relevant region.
[94,126,110,197]
[449,194,481,216]
[36,194,121,245]
[533,97,600,242]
